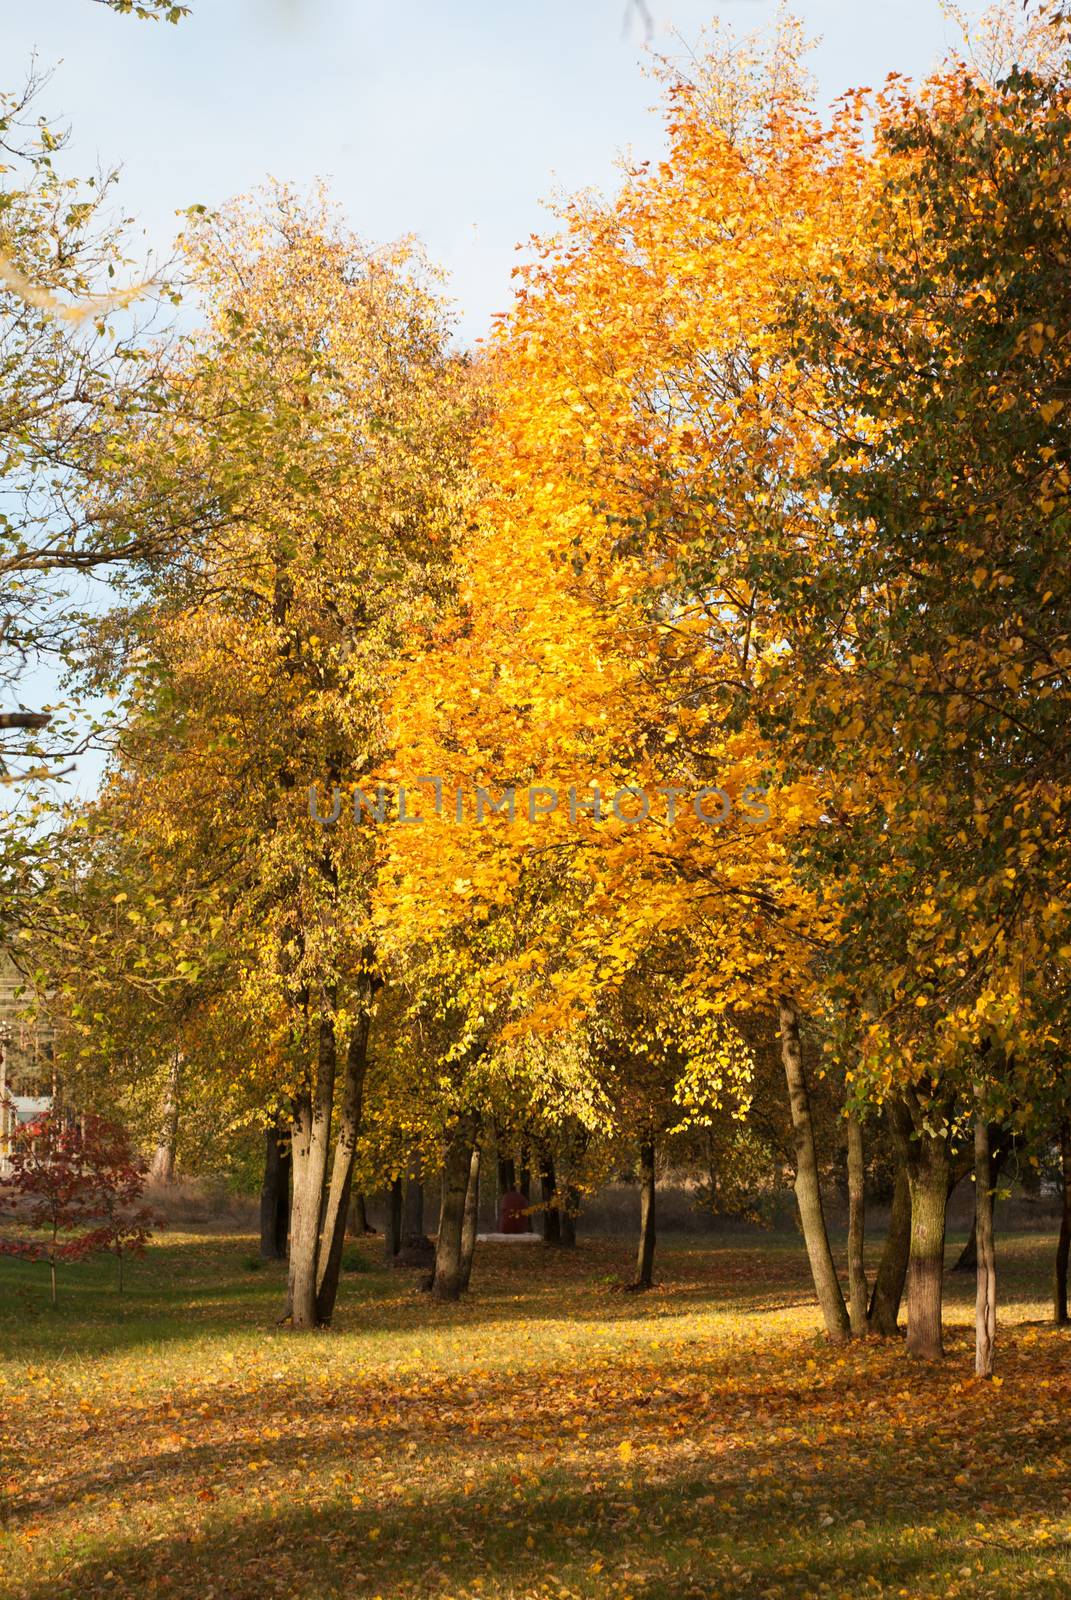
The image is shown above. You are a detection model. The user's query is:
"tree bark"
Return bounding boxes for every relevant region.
[287,1011,337,1329]
[149,1052,182,1185]
[496,1150,516,1207]
[348,1191,372,1236]
[518,1144,533,1230]
[260,1120,291,1260]
[954,1217,978,1275]
[402,1162,425,1250]
[539,1147,560,1244]
[953,1132,1010,1271]
[383,1177,402,1264]
[904,1119,951,1361]
[315,1014,371,1325]
[459,1139,482,1293]
[1055,1120,1070,1326]
[632,1138,657,1290]
[432,1112,478,1301]
[559,1183,579,1248]
[778,997,850,1342]
[846,1110,868,1337]
[868,1162,911,1335]
[974,1100,997,1378]
[557,1122,587,1249]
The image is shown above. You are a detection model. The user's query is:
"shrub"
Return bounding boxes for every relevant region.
[0,1108,158,1304]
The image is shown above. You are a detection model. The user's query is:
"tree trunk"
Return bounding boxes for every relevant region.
[868,1162,911,1335]
[403,1163,425,1247]
[432,1112,478,1301]
[518,1144,533,1230]
[149,1052,182,1185]
[846,1110,868,1337]
[260,1121,291,1260]
[540,1148,560,1244]
[497,1151,516,1206]
[383,1177,402,1264]
[559,1183,579,1248]
[974,1100,997,1378]
[904,1122,951,1361]
[633,1138,657,1290]
[955,1218,978,1275]
[315,1015,371,1325]
[1055,1120,1070,1326]
[459,1140,482,1292]
[348,1191,372,1236]
[778,997,850,1342]
[287,1012,337,1329]
[557,1122,587,1249]
[953,1133,1010,1271]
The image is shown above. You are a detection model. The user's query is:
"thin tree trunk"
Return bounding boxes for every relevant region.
[778,997,850,1342]
[403,1163,425,1246]
[519,1144,533,1230]
[905,1121,951,1361]
[432,1112,478,1302]
[974,1098,997,1378]
[315,1014,371,1325]
[559,1183,578,1248]
[868,1163,911,1335]
[287,1011,337,1329]
[955,1217,979,1275]
[632,1138,657,1290]
[383,1177,402,1264]
[557,1122,587,1250]
[540,1148,560,1244]
[149,1052,182,1185]
[260,1120,290,1260]
[518,1145,531,1228]
[1054,1120,1070,1326]
[497,1152,516,1208]
[459,1139,482,1292]
[953,1134,1010,1271]
[846,1110,868,1337]
[274,1130,292,1257]
[348,1191,372,1236]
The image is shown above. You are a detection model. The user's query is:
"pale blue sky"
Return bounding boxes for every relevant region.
[11,0,987,345]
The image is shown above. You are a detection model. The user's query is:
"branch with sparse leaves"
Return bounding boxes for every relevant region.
[91,0,189,20]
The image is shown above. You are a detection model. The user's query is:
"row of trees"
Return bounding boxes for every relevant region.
[3,2,1071,1366]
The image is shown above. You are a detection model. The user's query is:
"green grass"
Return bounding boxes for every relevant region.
[1,1227,1069,1599]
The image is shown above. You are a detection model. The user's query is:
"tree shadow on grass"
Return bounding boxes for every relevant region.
[9,1409,1071,1600]
[0,1233,814,1364]
[0,1229,1062,1368]
[7,1310,1071,1600]
[0,1234,404,1362]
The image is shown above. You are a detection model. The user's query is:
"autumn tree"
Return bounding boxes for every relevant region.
[70,187,478,1327]
[0,1111,97,1307]
[778,7,1071,1359]
[381,16,866,1340]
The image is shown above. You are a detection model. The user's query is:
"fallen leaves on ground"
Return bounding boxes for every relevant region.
[1,1231,1069,1599]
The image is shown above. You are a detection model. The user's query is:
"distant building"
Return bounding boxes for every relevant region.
[0,952,55,1176]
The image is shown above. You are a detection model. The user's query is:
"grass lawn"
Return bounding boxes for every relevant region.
[1,1227,1069,1600]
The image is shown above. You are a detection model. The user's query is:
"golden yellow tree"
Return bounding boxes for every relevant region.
[82,186,477,1326]
[380,18,870,1338]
